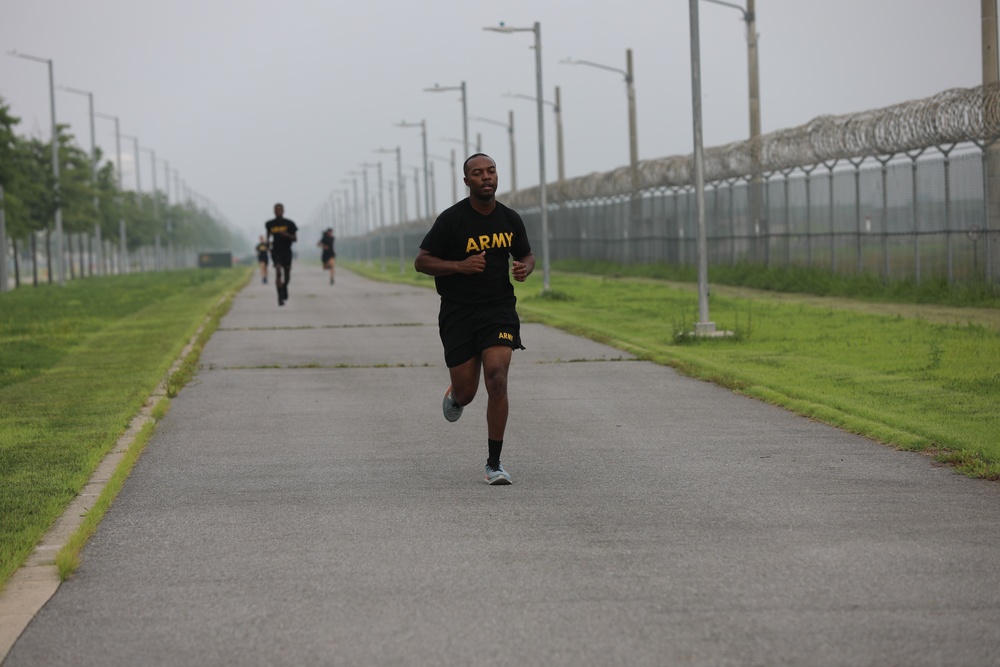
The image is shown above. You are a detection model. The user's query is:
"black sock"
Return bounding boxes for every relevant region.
[487,439,503,469]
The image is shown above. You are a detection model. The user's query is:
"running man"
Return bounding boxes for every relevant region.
[265,203,298,306]
[414,153,535,485]
[256,235,270,284]
[317,227,336,285]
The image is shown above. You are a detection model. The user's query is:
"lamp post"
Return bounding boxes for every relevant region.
[561,49,638,194]
[363,162,387,268]
[139,147,162,269]
[339,178,358,238]
[9,50,65,285]
[703,0,763,252]
[424,81,469,158]
[983,0,999,282]
[376,147,405,223]
[504,89,564,184]
[95,112,127,273]
[121,134,142,197]
[139,148,158,218]
[405,166,423,222]
[339,182,355,237]
[396,120,431,219]
[57,86,99,215]
[690,0,716,334]
[58,85,101,276]
[429,152,458,204]
[471,113,516,191]
[485,22,550,291]
[349,169,370,235]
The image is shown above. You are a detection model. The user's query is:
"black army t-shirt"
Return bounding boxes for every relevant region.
[266,218,298,257]
[419,198,532,307]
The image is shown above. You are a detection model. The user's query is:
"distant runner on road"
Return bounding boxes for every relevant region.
[317,227,336,285]
[265,203,298,306]
[256,235,270,284]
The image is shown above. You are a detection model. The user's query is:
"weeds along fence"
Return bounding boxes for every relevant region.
[343,84,1000,285]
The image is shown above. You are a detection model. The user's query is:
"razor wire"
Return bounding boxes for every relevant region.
[504,83,1000,208]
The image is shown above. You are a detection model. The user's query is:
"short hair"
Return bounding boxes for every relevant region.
[462,153,494,176]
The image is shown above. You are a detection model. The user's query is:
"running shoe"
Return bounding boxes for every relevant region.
[485,462,512,485]
[442,386,463,422]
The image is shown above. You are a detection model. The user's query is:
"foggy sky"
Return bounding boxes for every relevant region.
[0,0,991,246]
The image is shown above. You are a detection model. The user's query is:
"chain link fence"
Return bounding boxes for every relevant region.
[344,84,1000,283]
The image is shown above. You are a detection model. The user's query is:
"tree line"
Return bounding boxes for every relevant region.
[1,95,244,283]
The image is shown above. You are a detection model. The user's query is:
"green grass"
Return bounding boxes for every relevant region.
[348,259,1000,479]
[0,268,250,591]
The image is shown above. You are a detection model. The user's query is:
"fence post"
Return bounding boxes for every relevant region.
[849,158,864,275]
[907,149,926,283]
[802,164,818,267]
[824,160,839,272]
[941,144,955,282]
[781,168,793,268]
[876,155,893,281]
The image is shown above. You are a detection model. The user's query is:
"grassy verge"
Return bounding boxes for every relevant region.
[0,268,251,591]
[346,260,1000,479]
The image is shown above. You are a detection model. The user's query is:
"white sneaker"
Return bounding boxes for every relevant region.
[485,462,512,485]
[442,386,463,422]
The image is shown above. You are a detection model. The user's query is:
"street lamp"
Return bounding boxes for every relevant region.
[340,178,358,237]
[395,119,431,219]
[429,151,457,204]
[8,50,64,285]
[471,112,516,191]
[690,0,715,334]
[95,111,128,273]
[424,81,469,158]
[404,166,423,222]
[349,169,370,234]
[120,134,142,193]
[561,49,638,194]
[376,147,405,223]
[58,85,102,275]
[703,0,763,246]
[362,161,386,270]
[504,89,564,184]
[57,86,99,213]
[484,21,550,291]
[139,148,158,218]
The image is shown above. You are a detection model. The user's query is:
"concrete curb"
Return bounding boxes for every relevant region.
[0,298,217,662]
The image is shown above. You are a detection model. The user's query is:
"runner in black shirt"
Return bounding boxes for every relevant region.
[415,154,535,485]
[317,228,336,285]
[265,203,298,306]
[255,235,269,284]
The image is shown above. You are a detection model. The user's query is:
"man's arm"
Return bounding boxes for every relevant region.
[512,252,535,282]
[414,248,486,276]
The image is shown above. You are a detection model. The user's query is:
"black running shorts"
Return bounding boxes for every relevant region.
[271,250,292,268]
[439,300,524,368]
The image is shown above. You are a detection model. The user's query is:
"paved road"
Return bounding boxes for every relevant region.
[5,267,1000,666]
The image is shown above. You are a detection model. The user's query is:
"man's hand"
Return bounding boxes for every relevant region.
[512,254,534,282]
[456,251,487,274]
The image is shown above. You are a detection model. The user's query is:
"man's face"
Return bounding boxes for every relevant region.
[464,156,497,199]
[274,204,284,218]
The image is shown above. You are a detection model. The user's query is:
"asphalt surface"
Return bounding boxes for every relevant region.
[5,266,1000,666]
